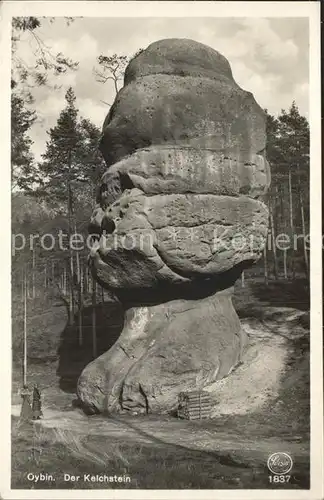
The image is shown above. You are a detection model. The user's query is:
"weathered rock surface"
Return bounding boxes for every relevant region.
[101,39,269,168]
[124,38,234,83]
[90,191,268,293]
[77,39,270,414]
[101,75,267,168]
[78,286,248,414]
[100,146,270,200]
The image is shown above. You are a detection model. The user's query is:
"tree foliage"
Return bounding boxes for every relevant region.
[94,54,128,95]
[11,17,80,194]
[265,102,310,276]
[78,117,106,188]
[93,48,144,100]
[265,101,309,176]
[12,16,78,96]
[11,93,39,191]
[37,88,105,214]
[37,88,83,207]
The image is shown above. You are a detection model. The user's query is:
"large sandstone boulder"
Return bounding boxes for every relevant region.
[77,39,270,414]
[100,39,268,168]
[78,286,248,414]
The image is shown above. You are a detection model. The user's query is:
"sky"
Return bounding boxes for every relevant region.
[14,17,309,161]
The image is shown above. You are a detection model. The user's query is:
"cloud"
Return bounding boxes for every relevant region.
[78,98,107,126]
[15,17,309,160]
[46,33,99,64]
[239,18,299,61]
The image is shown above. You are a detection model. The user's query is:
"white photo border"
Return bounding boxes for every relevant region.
[0,2,322,499]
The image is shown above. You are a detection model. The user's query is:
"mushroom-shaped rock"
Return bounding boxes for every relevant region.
[77,38,270,415]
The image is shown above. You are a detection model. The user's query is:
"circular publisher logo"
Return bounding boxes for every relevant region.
[267,452,293,475]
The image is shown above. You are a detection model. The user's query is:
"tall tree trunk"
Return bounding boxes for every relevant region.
[32,248,36,299]
[44,263,47,289]
[51,260,55,285]
[76,250,81,285]
[21,267,24,301]
[67,149,74,325]
[87,266,91,294]
[75,256,81,327]
[68,255,74,325]
[268,194,278,279]
[73,221,81,284]
[288,169,295,278]
[78,265,83,347]
[298,174,309,278]
[73,221,81,331]
[283,249,288,279]
[83,261,88,295]
[274,184,279,237]
[92,277,97,358]
[63,263,67,296]
[263,246,268,285]
[279,181,284,233]
[23,266,27,387]
[113,76,118,95]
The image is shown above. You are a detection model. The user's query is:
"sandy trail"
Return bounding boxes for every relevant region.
[12,403,308,467]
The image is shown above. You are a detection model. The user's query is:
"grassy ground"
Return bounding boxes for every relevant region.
[11,415,309,490]
[11,276,310,490]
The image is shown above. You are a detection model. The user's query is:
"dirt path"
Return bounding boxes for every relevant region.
[12,402,308,469]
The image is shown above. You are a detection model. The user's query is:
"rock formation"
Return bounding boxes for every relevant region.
[77,39,270,415]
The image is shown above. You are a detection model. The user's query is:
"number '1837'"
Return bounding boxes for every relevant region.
[269,475,291,483]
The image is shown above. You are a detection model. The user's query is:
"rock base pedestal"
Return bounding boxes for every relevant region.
[77,286,248,415]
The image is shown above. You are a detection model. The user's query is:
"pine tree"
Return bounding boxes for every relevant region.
[11,91,39,191]
[37,89,107,321]
[11,17,78,193]
[278,101,309,167]
[38,91,106,211]
[38,87,84,209]
[37,88,84,322]
[265,110,281,169]
[278,102,309,276]
[266,102,309,176]
[265,103,309,279]
[94,49,144,102]
[94,54,129,95]
[78,118,106,197]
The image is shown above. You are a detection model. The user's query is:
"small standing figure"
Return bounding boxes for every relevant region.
[20,384,33,422]
[32,384,43,420]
